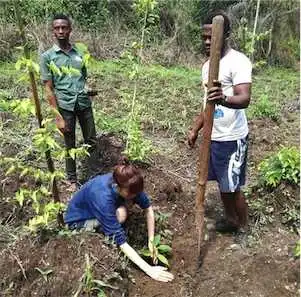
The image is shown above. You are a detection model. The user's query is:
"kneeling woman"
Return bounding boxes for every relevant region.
[64,163,174,282]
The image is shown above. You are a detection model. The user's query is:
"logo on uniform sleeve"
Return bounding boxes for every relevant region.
[214,108,224,119]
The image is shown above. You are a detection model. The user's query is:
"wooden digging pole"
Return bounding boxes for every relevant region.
[195,15,224,265]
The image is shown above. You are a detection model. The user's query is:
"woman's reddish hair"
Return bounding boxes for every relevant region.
[113,157,144,194]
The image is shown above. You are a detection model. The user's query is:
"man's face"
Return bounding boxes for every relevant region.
[52,19,71,41]
[202,24,213,57]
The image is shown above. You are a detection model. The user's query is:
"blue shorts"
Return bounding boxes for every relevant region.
[208,136,248,193]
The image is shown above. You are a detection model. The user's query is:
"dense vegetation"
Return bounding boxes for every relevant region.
[0,1,299,296]
[0,0,299,66]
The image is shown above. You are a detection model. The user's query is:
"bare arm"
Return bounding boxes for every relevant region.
[223,83,251,109]
[120,242,174,282]
[44,80,65,132]
[191,111,204,133]
[145,206,155,242]
[207,82,251,109]
[187,111,204,147]
[44,80,58,109]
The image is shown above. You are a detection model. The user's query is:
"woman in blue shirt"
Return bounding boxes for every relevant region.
[64,162,174,282]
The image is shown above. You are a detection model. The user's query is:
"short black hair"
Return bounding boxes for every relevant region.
[203,10,231,38]
[52,14,71,26]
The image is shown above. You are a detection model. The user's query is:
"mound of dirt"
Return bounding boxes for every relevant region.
[0,234,128,297]
[0,133,299,297]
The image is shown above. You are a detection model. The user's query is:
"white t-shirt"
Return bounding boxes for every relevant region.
[202,49,252,141]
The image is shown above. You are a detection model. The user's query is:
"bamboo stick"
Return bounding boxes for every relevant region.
[14,1,62,224]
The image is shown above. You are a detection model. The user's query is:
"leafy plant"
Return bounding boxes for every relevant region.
[248,94,280,121]
[140,234,172,267]
[27,201,66,233]
[0,99,88,233]
[155,211,171,229]
[94,110,126,134]
[73,254,117,297]
[258,147,300,188]
[121,0,158,161]
[125,103,153,161]
[35,267,53,282]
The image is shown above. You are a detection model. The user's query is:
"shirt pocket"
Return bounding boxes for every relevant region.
[71,54,83,71]
[51,56,67,69]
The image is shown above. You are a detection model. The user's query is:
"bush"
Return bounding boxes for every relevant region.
[248,94,280,121]
[258,147,300,188]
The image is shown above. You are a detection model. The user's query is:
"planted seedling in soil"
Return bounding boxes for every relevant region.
[73,254,118,297]
[140,234,172,267]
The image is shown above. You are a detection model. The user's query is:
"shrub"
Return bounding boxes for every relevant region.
[258,147,300,188]
[248,94,280,121]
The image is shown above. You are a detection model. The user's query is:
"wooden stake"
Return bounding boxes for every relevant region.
[195,15,224,264]
[14,1,62,224]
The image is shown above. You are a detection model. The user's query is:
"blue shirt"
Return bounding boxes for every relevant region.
[64,173,151,245]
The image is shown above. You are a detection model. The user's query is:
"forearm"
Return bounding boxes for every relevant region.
[120,242,151,274]
[146,207,155,241]
[222,94,250,109]
[44,83,58,110]
[191,112,204,132]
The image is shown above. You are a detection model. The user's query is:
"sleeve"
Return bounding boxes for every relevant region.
[40,53,52,82]
[135,192,151,209]
[232,54,252,86]
[88,192,127,246]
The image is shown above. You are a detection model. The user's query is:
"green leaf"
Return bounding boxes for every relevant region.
[20,168,29,177]
[6,165,16,175]
[97,290,106,297]
[157,254,169,267]
[92,279,118,290]
[139,248,151,257]
[32,61,40,74]
[15,58,24,71]
[153,234,161,246]
[15,190,25,207]
[69,149,76,160]
[35,267,53,276]
[157,244,172,254]
[49,61,62,76]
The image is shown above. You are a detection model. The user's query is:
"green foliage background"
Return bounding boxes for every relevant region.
[0,0,299,66]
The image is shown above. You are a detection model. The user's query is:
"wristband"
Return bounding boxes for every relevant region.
[222,95,228,105]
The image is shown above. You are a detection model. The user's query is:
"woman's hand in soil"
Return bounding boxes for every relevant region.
[146,266,174,282]
[120,242,173,282]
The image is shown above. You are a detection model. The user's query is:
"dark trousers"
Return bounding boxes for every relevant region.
[59,105,97,182]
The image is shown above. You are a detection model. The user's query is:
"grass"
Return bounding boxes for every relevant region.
[91,62,299,138]
[90,59,201,137]
[0,59,299,138]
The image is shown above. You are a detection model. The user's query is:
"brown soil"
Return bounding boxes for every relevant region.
[0,113,299,296]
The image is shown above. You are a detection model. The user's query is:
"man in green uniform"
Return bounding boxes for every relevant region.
[40,14,97,191]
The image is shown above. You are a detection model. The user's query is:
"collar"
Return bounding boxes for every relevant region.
[111,183,118,195]
[52,43,76,53]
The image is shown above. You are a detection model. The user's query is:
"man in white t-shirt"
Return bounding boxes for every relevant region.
[188,10,252,244]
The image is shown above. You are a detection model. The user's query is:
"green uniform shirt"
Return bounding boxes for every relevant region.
[40,44,91,111]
